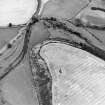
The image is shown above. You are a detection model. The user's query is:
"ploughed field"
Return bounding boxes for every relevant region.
[29,39,105,105]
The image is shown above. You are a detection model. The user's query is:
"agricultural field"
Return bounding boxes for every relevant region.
[0,0,105,105]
